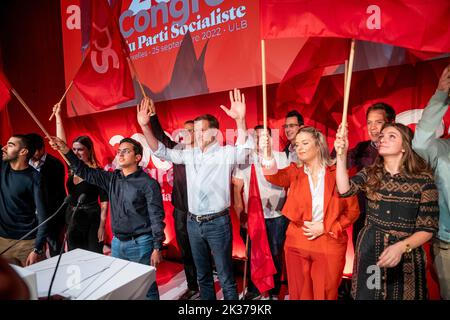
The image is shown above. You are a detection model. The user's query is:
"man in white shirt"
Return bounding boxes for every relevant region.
[137,89,252,300]
[233,125,289,300]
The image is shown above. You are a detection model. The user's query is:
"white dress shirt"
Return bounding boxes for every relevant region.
[288,144,298,164]
[303,165,325,222]
[29,152,47,172]
[233,151,289,219]
[152,137,253,215]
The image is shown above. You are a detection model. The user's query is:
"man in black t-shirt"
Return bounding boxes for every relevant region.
[0,135,47,266]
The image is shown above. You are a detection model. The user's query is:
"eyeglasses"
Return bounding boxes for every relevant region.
[116,148,132,156]
[283,124,300,129]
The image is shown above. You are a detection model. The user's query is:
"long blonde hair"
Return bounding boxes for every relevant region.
[295,126,336,167]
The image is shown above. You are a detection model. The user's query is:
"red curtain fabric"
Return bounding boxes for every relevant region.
[277,37,350,105]
[261,0,450,53]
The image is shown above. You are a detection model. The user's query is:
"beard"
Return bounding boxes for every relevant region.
[2,152,19,162]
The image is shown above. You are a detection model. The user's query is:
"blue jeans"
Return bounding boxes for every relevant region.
[187,213,238,300]
[111,234,159,300]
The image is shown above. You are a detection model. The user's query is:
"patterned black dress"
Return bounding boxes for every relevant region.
[341,168,439,300]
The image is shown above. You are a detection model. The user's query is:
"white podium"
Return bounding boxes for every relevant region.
[24,249,155,300]
[10,264,38,300]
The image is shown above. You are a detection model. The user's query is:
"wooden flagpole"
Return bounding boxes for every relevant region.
[337,39,356,155]
[49,81,73,121]
[344,59,349,93]
[127,56,147,99]
[261,39,269,158]
[242,231,250,300]
[11,88,70,165]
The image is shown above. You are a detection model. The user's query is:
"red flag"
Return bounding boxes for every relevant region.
[261,0,450,53]
[73,0,134,110]
[0,70,11,112]
[278,37,350,106]
[247,165,276,293]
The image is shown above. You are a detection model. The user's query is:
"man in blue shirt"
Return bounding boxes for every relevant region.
[50,136,166,300]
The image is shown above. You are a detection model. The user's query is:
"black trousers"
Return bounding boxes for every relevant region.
[66,204,103,254]
[173,207,199,291]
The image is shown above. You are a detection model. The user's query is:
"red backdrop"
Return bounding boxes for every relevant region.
[1,0,447,299]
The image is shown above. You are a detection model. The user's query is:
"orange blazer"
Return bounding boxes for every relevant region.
[265,164,360,244]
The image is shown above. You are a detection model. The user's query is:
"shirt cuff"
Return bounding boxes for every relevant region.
[433,89,449,102]
[236,134,254,149]
[260,156,276,168]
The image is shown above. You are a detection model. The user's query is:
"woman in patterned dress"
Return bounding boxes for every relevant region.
[335,122,439,299]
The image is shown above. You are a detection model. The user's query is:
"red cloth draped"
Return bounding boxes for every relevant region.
[247,165,276,293]
[73,0,134,110]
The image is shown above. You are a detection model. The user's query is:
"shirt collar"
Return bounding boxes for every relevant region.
[195,141,220,154]
[120,167,143,178]
[369,141,379,149]
[29,152,47,169]
[288,143,296,153]
[303,165,325,178]
[382,168,407,180]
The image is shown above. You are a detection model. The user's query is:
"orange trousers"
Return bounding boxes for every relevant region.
[284,233,347,300]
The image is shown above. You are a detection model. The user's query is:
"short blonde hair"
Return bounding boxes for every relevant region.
[295,126,335,167]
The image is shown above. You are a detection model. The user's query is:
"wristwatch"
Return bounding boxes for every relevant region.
[33,248,44,255]
[404,243,413,254]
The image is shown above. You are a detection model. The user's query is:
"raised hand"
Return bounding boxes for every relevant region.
[334,123,349,155]
[220,88,246,121]
[437,65,450,92]
[259,129,272,157]
[137,97,153,127]
[48,136,70,154]
[53,103,62,118]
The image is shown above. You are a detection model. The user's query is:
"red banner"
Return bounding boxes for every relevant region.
[61,0,269,117]
[261,0,450,53]
[73,0,134,110]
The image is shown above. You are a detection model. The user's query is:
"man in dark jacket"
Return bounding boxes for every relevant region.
[27,133,67,257]
[149,103,200,300]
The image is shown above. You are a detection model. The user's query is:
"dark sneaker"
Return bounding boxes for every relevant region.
[179,289,200,300]
[241,291,260,300]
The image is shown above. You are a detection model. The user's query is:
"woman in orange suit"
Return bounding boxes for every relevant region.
[260,126,359,300]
